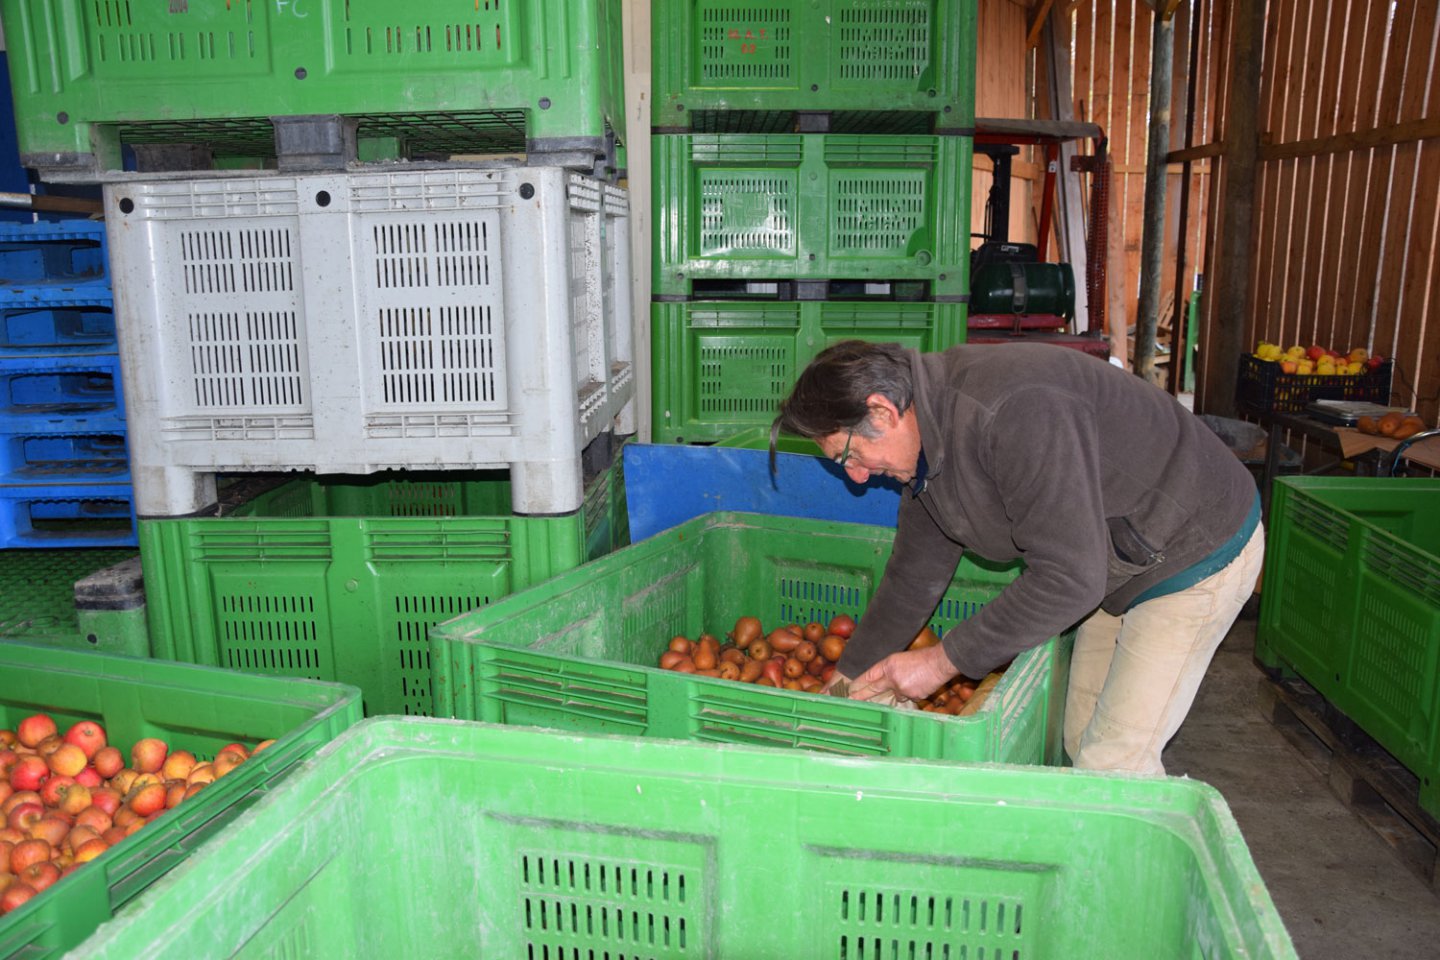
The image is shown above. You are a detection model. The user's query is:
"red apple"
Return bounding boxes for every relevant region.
[91,747,123,780]
[18,860,59,894]
[212,750,246,779]
[63,824,99,853]
[160,750,196,783]
[14,716,56,750]
[6,804,43,836]
[0,879,36,915]
[38,775,74,808]
[1305,345,1327,362]
[0,730,15,749]
[0,749,18,780]
[62,721,106,760]
[54,783,91,817]
[129,738,168,775]
[9,756,48,793]
[73,807,111,835]
[127,783,167,818]
[8,837,50,874]
[72,837,109,864]
[74,767,102,789]
[0,792,39,819]
[28,817,69,850]
[100,826,127,847]
[88,788,121,818]
[1366,355,1385,370]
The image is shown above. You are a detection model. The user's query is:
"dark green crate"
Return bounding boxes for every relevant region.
[70,717,1296,959]
[142,467,625,718]
[1257,477,1440,815]
[0,640,361,960]
[0,547,136,645]
[652,133,972,297]
[652,0,977,131]
[650,298,966,443]
[1,0,626,174]
[431,511,1072,766]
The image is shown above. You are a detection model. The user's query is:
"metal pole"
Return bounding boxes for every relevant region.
[1134,11,1174,385]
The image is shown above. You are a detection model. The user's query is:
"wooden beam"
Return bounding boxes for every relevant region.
[1026,0,1055,50]
[1260,115,1440,162]
[0,193,103,215]
[1200,0,1266,417]
[1167,142,1225,163]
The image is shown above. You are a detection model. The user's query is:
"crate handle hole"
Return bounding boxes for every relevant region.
[315,191,332,207]
[86,633,98,645]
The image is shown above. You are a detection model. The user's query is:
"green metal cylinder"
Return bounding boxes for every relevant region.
[969,262,1076,318]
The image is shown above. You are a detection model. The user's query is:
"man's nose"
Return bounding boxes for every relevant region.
[844,462,870,483]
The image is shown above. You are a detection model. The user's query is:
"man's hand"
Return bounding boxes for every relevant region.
[847,643,957,704]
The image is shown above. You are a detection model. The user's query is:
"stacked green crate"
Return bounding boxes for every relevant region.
[1257,476,1440,816]
[139,465,627,719]
[0,0,627,176]
[650,0,977,442]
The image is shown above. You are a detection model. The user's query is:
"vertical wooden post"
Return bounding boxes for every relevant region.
[1168,0,1204,397]
[1135,10,1174,385]
[1201,0,1266,416]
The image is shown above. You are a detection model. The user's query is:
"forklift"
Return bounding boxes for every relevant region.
[967,119,1111,359]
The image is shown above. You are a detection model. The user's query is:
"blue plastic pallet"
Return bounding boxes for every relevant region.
[0,430,129,485]
[0,482,136,548]
[0,352,125,433]
[0,219,108,286]
[0,285,115,355]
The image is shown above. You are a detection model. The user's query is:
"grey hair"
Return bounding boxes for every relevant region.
[769,340,914,471]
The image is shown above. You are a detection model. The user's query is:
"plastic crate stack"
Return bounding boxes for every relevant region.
[0,2,637,717]
[649,0,978,443]
[0,219,136,548]
[0,0,627,179]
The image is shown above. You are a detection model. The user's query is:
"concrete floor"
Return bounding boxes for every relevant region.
[1163,616,1440,958]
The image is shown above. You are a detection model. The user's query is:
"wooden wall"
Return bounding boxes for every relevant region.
[1218,0,1440,423]
[975,0,1039,244]
[979,0,1221,370]
[1070,0,1222,364]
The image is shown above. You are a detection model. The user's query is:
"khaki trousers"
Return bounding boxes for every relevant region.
[1063,524,1266,773]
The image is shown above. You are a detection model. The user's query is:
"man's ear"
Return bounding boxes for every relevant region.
[864,393,902,427]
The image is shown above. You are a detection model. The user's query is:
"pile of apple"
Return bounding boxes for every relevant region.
[655,615,990,710]
[1253,340,1385,376]
[0,714,272,916]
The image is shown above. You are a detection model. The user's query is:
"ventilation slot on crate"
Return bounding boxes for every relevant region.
[376,306,498,407]
[775,563,869,628]
[182,229,295,295]
[837,8,931,82]
[519,852,695,955]
[220,594,323,678]
[700,175,796,255]
[699,8,792,82]
[384,482,464,517]
[832,175,925,255]
[394,594,487,716]
[620,566,694,647]
[833,886,1032,958]
[698,344,794,415]
[188,311,305,410]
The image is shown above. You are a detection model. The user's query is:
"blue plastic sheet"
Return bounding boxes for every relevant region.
[624,442,903,543]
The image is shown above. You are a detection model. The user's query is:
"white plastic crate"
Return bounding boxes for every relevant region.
[104,167,634,517]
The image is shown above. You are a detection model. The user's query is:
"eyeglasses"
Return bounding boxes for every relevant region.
[833,427,856,467]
